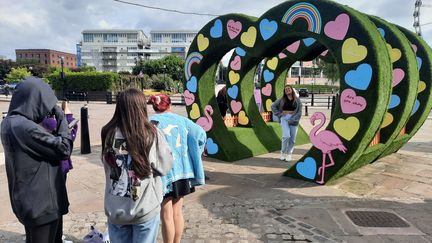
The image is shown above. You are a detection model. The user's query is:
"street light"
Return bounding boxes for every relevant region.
[60,56,65,98]
[163,65,167,91]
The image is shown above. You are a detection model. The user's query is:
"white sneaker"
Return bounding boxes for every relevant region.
[279,153,286,161]
[285,154,292,161]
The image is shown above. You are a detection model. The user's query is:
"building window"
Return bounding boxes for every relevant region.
[104,34,118,43]
[152,33,162,43]
[83,33,94,42]
[18,54,22,58]
[172,33,186,43]
[127,33,138,42]
[45,60,47,64]
[45,54,47,57]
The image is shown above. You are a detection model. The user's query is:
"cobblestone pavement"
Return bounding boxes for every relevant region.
[1,101,432,242]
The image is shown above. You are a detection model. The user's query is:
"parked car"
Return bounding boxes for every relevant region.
[298,88,309,97]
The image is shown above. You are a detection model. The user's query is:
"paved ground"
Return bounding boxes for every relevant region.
[1,96,432,242]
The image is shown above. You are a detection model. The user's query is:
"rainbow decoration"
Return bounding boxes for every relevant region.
[281,2,322,34]
[185,52,203,80]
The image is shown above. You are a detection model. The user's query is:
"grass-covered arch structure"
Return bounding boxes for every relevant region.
[184,0,432,184]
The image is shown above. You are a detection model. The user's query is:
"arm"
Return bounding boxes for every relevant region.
[271,98,282,117]
[186,119,207,185]
[289,99,303,124]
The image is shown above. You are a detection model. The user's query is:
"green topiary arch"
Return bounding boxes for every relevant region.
[184,0,432,184]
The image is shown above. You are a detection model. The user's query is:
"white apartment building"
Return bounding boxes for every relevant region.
[79,30,154,72]
[149,30,197,59]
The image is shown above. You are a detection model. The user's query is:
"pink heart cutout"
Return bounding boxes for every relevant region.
[261,83,272,96]
[321,50,329,57]
[324,13,350,40]
[227,20,242,39]
[286,41,300,54]
[392,68,405,87]
[340,88,367,114]
[230,56,241,71]
[278,52,287,59]
[183,90,195,106]
[412,44,418,53]
[230,100,242,114]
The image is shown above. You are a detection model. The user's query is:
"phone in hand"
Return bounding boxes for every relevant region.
[68,119,79,129]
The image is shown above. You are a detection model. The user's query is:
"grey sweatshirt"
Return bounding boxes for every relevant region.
[103,128,173,225]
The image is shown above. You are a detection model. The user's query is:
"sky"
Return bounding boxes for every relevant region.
[1,0,432,60]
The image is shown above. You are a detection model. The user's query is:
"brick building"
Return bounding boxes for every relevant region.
[15,49,77,68]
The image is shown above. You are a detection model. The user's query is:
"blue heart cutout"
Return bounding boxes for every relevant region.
[206,138,219,154]
[417,56,423,70]
[345,63,373,90]
[186,76,197,93]
[210,19,222,38]
[259,19,278,41]
[377,28,385,37]
[227,85,239,99]
[303,38,316,47]
[388,95,401,109]
[411,99,420,115]
[235,47,246,57]
[263,70,274,83]
[296,157,317,180]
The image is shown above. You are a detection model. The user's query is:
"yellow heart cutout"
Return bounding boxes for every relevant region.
[238,111,249,125]
[381,112,394,128]
[190,103,201,119]
[333,116,360,141]
[229,70,240,85]
[240,27,257,48]
[265,99,273,112]
[197,34,209,52]
[267,57,278,70]
[418,81,426,93]
[342,38,368,64]
[386,44,402,63]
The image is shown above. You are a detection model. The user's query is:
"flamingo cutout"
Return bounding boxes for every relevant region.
[309,112,347,184]
[196,105,214,132]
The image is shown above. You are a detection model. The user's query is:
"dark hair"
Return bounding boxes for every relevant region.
[147,94,171,112]
[101,88,157,178]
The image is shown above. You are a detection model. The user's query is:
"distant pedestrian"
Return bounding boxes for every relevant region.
[101,88,173,243]
[271,84,303,161]
[148,94,206,243]
[216,86,228,118]
[1,77,73,243]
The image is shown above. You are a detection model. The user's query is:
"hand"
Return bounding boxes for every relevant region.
[52,105,64,121]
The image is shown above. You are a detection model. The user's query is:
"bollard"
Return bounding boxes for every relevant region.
[305,105,308,116]
[80,104,91,154]
[331,96,336,116]
[327,96,331,109]
[311,93,315,106]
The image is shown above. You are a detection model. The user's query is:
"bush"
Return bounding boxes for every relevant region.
[46,71,119,91]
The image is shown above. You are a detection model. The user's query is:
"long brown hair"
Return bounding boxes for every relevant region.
[280,84,299,110]
[101,88,157,178]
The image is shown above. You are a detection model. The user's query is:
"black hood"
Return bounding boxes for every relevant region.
[8,76,57,123]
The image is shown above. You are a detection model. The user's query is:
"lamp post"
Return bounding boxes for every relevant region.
[163,64,167,91]
[60,56,65,99]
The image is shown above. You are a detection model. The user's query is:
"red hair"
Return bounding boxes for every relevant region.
[148,94,171,112]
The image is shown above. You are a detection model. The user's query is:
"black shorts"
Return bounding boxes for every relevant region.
[163,179,195,199]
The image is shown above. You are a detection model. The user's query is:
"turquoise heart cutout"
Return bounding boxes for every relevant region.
[263,70,274,82]
[210,19,222,38]
[259,18,278,40]
[296,157,317,180]
[186,76,197,93]
[227,85,239,99]
[207,138,219,154]
[345,63,372,90]
[388,95,401,109]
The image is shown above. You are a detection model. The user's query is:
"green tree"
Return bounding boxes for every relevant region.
[0,60,17,80]
[133,54,185,82]
[318,60,340,84]
[5,67,32,82]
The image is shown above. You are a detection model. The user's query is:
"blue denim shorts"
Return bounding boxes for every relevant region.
[108,214,160,243]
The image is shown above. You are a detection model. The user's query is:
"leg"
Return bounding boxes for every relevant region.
[54,215,63,243]
[287,125,298,155]
[25,219,59,243]
[132,214,161,243]
[280,115,291,154]
[316,153,327,184]
[161,197,175,243]
[108,223,132,243]
[172,197,185,243]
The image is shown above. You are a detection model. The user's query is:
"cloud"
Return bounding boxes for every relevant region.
[0,0,431,60]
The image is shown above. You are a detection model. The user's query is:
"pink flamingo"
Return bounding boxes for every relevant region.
[196,105,214,132]
[309,112,347,184]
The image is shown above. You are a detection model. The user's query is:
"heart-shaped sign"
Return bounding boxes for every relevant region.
[183,90,195,106]
[381,112,394,128]
[324,13,350,40]
[186,76,197,92]
[296,157,317,180]
[411,99,420,115]
[210,19,223,38]
[229,71,240,85]
[227,20,242,39]
[262,83,272,96]
[240,26,257,48]
[286,40,301,54]
[267,57,278,70]
[412,44,418,53]
[320,50,329,57]
[266,99,273,111]
[230,100,242,114]
[342,38,368,64]
[230,56,241,71]
[278,52,287,59]
[263,70,274,83]
[344,63,373,90]
[340,89,367,114]
[388,95,401,109]
[235,47,246,57]
[334,116,360,141]
[418,81,426,93]
[387,44,402,63]
[303,38,316,47]
[238,111,249,125]
[378,28,385,37]
[392,68,405,87]
[259,18,278,40]
[227,85,239,99]
[206,138,219,155]
[190,103,201,119]
[417,57,423,70]
[197,34,209,52]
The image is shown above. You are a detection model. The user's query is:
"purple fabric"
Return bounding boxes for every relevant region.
[41,116,57,132]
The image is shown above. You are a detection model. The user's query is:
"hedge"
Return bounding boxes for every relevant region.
[46,71,119,91]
